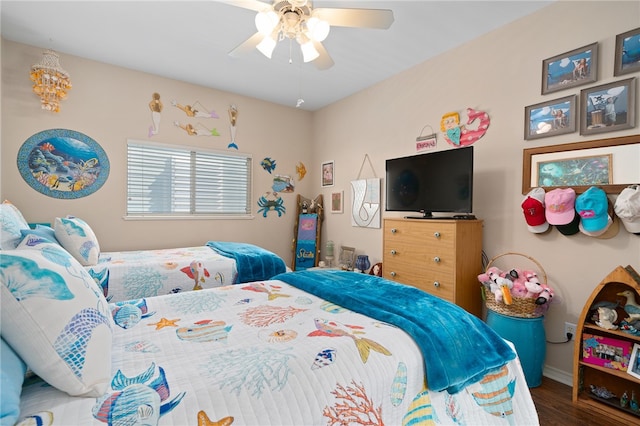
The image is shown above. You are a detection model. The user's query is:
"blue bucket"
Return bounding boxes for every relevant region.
[486,310,546,388]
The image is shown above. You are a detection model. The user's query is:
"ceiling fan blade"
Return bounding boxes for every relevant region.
[313,41,334,70]
[313,8,394,29]
[228,32,265,57]
[219,0,271,12]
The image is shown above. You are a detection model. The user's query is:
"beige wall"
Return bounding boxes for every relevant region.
[312,1,639,381]
[1,1,639,382]
[1,40,313,266]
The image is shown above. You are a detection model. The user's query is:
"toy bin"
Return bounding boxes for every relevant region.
[486,310,546,388]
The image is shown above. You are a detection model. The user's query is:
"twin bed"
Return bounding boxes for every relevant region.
[88,241,287,303]
[1,201,539,425]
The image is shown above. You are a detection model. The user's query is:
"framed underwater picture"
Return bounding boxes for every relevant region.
[17,129,110,199]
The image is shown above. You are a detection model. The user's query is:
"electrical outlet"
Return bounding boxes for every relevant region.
[565,322,577,341]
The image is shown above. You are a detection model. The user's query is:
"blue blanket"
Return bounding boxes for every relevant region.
[274,270,516,394]
[207,241,286,284]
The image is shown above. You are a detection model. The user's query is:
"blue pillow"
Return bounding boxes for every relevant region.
[0,337,27,425]
[20,225,60,246]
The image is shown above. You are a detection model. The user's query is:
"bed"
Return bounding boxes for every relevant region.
[87,241,287,303]
[0,201,286,303]
[1,232,540,426]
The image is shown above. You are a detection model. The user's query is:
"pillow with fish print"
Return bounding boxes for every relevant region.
[0,241,113,397]
[0,200,30,250]
[54,216,100,266]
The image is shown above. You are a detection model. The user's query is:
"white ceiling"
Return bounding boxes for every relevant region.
[1,0,553,111]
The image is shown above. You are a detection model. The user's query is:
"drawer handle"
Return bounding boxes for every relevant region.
[434,232,441,238]
[433,256,441,263]
[390,271,397,277]
[433,281,440,288]
[390,249,397,255]
[391,228,397,234]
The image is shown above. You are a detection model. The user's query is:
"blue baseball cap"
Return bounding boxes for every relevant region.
[575,186,609,232]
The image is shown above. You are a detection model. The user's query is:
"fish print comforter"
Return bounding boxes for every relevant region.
[85,246,239,303]
[17,279,539,425]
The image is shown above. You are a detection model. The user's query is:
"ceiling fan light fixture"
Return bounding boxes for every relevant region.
[300,40,319,62]
[257,36,277,58]
[307,16,330,42]
[255,10,279,34]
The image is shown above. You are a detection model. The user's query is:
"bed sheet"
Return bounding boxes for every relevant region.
[86,246,237,303]
[17,279,539,425]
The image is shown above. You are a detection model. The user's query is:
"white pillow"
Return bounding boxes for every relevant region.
[0,200,30,250]
[0,239,113,397]
[54,216,100,266]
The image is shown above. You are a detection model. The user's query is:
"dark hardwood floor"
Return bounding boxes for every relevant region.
[530,377,632,425]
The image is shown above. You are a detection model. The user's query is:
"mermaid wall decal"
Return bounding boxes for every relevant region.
[440,107,490,147]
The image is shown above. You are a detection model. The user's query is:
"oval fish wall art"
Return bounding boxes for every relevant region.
[17,128,110,199]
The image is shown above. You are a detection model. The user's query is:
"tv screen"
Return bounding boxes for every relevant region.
[385,146,474,218]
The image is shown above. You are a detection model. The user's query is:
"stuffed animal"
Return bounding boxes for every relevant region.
[507,268,529,298]
[535,284,554,306]
[479,267,513,304]
[522,270,544,299]
[494,276,514,305]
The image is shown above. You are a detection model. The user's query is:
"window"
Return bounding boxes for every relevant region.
[127,140,252,217]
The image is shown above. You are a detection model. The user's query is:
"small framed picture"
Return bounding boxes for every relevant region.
[321,160,334,187]
[524,95,576,140]
[628,343,640,379]
[331,190,343,214]
[580,77,636,136]
[614,27,640,76]
[339,246,356,270]
[542,42,598,95]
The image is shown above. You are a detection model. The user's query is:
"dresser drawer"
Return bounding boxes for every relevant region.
[384,220,455,250]
[383,261,455,301]
[382,218,483,317]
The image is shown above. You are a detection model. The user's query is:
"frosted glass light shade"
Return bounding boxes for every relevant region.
[255,10,279,34]
[307,17,330,41]
[300,41,319,62]
[257,36,277,58]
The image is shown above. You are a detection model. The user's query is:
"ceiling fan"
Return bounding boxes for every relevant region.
[227,0,394,70]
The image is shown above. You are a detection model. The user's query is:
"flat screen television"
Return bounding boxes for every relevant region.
[385,146,474,218]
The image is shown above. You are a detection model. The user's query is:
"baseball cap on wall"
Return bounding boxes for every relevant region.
[614,185,640,234]
[556,211,581,236]
[576,186,609,233]
[545,188,576,225]
[522,187,549,233]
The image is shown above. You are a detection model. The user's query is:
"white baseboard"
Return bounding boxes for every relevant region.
[543,364,572,387]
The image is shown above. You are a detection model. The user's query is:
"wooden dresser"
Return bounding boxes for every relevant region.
[382,218,483,317]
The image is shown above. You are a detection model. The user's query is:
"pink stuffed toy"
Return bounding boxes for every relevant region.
[508,268,529,298]
[478,267,513,304]
[535,284,554,305]
[522,270,544,299]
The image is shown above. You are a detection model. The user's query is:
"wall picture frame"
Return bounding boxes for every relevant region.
[580,77,636,136]
[614,27,640,76]
[535,153,612,188]
[542,42,598,95]
[330,190,343,214]
[628,343,640,380]
[524,95,576,140]
[321,160,334,187]
[17,128,110,199]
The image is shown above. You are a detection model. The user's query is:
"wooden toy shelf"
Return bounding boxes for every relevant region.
[572,265,640,423]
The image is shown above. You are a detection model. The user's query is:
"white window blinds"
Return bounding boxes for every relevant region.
[127,140,252,217]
